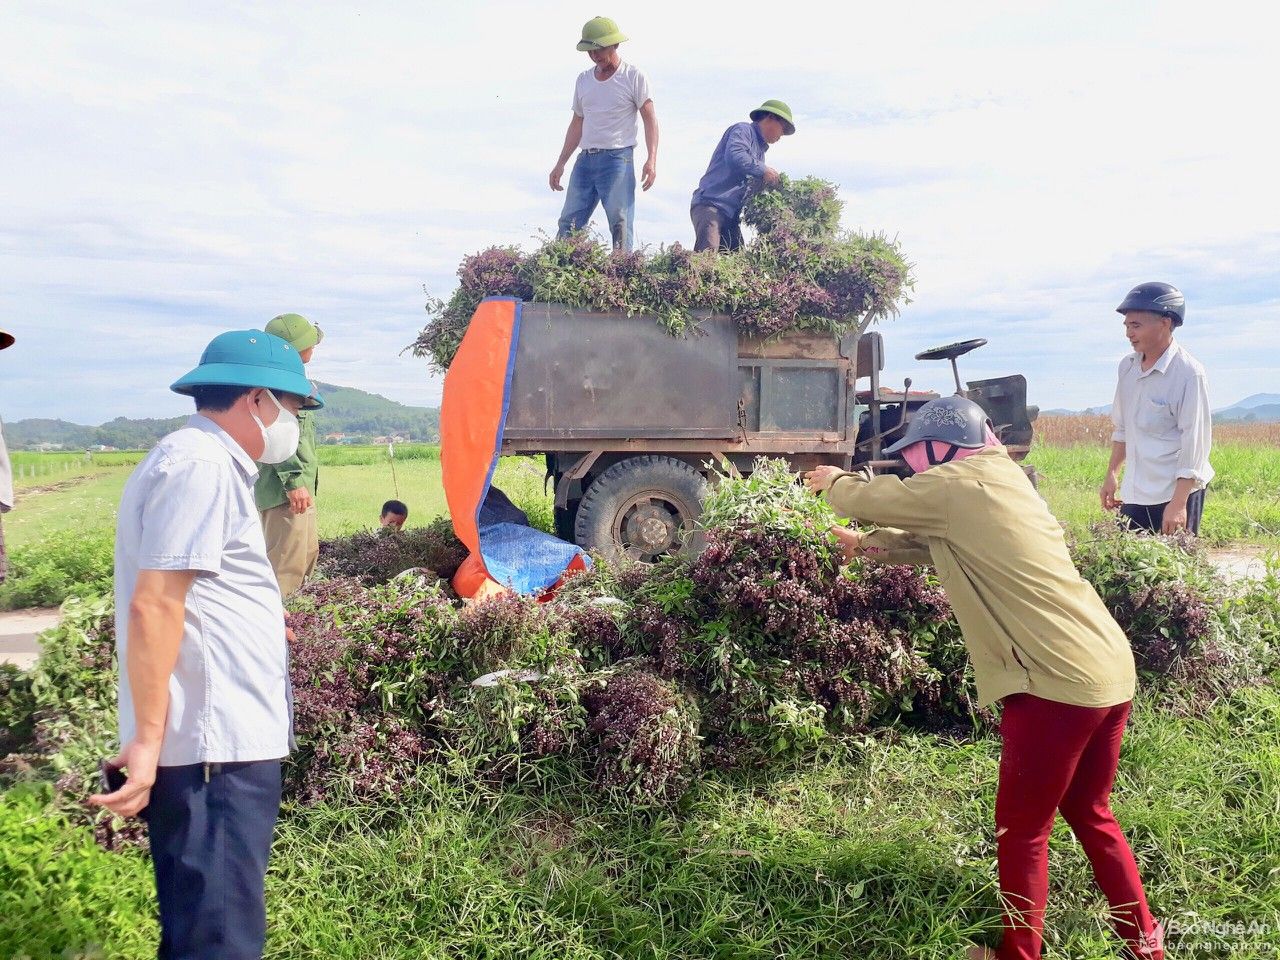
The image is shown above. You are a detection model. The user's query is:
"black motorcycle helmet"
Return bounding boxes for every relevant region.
[1116,282,1184,327]
[884,395,994,464]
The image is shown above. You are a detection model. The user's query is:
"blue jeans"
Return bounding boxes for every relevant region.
[557,146,635,251]
[146,760,282,960]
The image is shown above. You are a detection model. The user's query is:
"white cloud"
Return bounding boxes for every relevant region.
[1,0,1277,423]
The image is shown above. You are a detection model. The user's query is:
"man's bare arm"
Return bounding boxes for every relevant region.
[89,569,196,817]
[639,100,658,190]
[1100,441,1125,511]
[549,115,584,191]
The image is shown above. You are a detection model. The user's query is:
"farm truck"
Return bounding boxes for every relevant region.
[487,302,1038,560]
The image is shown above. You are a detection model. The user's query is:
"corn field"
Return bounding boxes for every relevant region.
[1034,414,1280,447]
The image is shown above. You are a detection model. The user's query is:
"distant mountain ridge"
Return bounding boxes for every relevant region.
[3,382,440,450]
[1215,393,1280,421]
[1042,393,1280,423]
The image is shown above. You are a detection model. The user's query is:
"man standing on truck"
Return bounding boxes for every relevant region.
[255,312,324,595]
[690,100,795,253]
[1100,282,1213,536]
[549,16,658,252]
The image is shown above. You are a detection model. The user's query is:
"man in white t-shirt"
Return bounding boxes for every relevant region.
[1101,282,1214,535]
[549,16,658,251]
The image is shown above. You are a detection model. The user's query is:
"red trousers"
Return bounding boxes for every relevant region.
[995,694,1163,960]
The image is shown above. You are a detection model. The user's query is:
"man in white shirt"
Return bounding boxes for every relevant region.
[549,15,658,251]
[91,329,322,960]
[0,325,13,585]
[1101,282,1213,535]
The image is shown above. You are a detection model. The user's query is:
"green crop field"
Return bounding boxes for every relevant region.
[6,683,1280,959]
[6,438,1279,552]
[3,428,1279,959]
[1,449,547,551]
[1027,441,1280,547]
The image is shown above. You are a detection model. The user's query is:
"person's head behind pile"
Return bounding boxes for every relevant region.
[380,499,408,530]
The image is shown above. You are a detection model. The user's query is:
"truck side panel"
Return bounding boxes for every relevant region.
[503,303,739,440]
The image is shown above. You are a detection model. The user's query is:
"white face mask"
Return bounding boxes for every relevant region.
[251,390,301,464]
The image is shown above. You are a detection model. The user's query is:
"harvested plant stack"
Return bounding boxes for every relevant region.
[413,176,913,371]
[6,463,1276,829]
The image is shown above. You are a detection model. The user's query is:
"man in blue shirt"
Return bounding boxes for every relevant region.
[690,100,795,253]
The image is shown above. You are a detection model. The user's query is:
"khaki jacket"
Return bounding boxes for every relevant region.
[826,448,1136,709]
[253,409,318,511]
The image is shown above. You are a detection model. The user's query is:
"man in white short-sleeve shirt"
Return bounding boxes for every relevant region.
[0,325,14,586]
[1101,282,1213,536]
[549,15,658,251]
[91,329,322,960]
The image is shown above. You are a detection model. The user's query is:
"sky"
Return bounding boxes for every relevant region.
[1,0,1277,424]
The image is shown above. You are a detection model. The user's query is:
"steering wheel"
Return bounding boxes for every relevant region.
[915,338,987,362]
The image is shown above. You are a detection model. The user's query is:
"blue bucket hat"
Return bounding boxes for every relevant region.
[171,330,325,408]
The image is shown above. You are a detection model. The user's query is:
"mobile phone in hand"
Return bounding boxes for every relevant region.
[99,760,128,794]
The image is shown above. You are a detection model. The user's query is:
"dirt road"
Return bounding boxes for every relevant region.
[0,607,61,670]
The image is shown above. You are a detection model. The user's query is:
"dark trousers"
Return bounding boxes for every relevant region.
[1120,487,1205,536]
[691,204,743,252]
[146,759,282,960]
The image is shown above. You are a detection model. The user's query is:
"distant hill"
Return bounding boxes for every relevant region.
[3,383,439,450]
[1214,393,1280,421]
[309,381,439,442]
[1215,402,1280,423]
[1219,392,1280,411]
[1040,405,1112,416]
[2,416,188,451]
[1043,394,1280,423]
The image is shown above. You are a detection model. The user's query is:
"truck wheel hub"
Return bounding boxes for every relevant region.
[617,497,682,559]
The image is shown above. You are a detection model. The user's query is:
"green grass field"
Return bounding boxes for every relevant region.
[1027,441,1280,546]
[5,683,1279,959]
[7,440,1278,551]
[2,450,548,550]
[4,440,1279,958]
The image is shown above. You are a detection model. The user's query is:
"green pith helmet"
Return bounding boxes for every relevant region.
[265,312,323,351]
[749,99,796,136]
[576,16,627,51]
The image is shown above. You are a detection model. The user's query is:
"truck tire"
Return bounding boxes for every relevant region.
[574,456,708,561]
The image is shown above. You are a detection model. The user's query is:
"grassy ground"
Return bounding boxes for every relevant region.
[1027,440,1280,546]
[5,683,1278,959]
[3,469,133,550]
[7,440,1279,550]
[1,451,549,549]
[4,437,1278,957]
[317,452,552,537]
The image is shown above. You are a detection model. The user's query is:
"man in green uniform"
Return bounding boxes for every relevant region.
[255,313,323,595]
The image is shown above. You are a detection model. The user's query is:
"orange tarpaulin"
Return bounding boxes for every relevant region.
[441,297,520,562]
[440,297,587,600]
